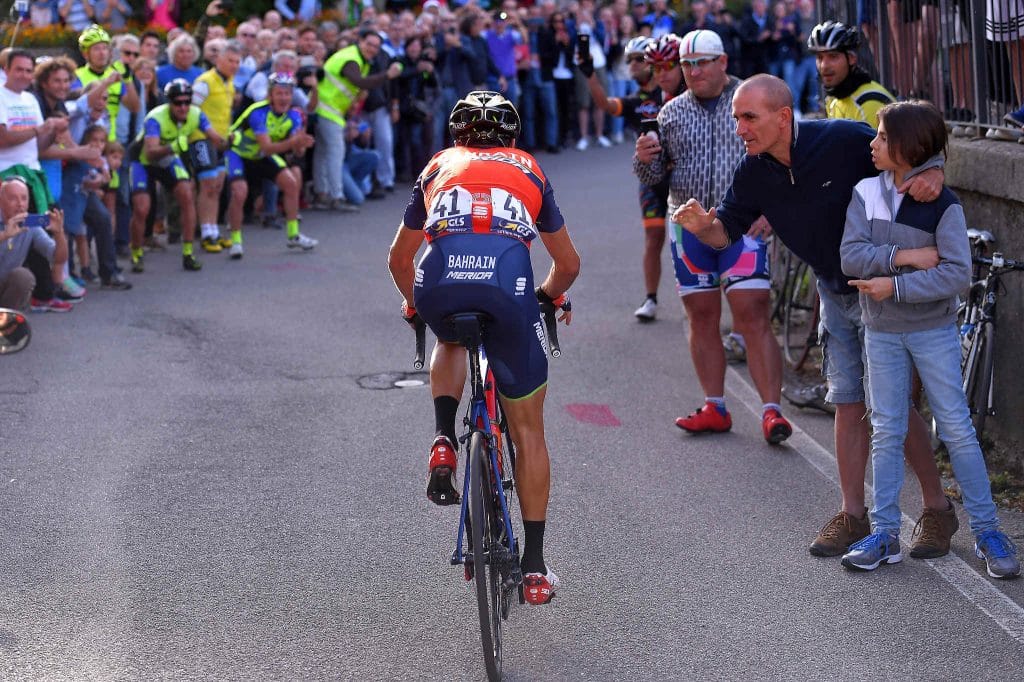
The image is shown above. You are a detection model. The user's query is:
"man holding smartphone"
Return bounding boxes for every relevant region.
[0,177,68,312]
[634,30,791,444]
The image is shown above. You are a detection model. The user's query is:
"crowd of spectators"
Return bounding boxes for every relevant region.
[2,0,1022,315]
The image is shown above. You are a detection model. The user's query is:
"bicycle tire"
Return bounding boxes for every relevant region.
[469,431,503,682]
[966,322,995,441]
[783,260,816,367]
[769,240,793,324]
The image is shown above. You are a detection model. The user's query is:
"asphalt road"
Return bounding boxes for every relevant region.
[2,143,1022,680]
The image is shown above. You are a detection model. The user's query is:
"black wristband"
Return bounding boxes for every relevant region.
[535,286,554,304]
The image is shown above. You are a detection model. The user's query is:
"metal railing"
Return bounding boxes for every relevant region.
[819,0,1023,138]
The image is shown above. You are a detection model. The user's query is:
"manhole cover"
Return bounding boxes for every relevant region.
[357,371,430,390]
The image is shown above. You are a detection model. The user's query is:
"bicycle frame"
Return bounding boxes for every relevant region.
[451,342,518,572]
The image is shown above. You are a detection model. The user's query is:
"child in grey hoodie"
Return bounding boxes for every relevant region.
[838,100,1019,579]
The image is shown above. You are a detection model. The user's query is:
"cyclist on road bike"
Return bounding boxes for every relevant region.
[388,91,580,605]
[807,21,893,129]
[580,35,671,322]
[225,72,317,258]
[127,78,228,272]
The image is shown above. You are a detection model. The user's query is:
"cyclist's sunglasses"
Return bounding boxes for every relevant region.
[652,60,679,73]
[681,55,720,69]
[171,99,191,107]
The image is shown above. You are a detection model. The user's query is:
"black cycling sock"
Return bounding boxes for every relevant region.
[647,293,658,304]
[434,395,460,449]
[521,520,546,575]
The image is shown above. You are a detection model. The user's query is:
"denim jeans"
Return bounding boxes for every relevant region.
[368,106,395,188]
[313,116,346,201]
[343,146,380,205]
[865,324,999,536]
[520,75,557,149]
[817,283,867,405]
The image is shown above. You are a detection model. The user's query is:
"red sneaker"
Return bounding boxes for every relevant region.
[30,298,73,313]
[762,408,793,444]
[675,402,732,433]
[523,568,559,605]
[426,435,460,505]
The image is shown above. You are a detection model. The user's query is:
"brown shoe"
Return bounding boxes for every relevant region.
[909,497,959,559]
[809,509,870,557]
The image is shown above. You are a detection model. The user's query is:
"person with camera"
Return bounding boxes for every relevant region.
[634,31,790,445]
[393,35,437,182]
[126,79,227,273]
[0,178,68,312]
[313,28,402,211]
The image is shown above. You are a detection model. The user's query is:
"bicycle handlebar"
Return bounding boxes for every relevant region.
[539,304,561,358]
[413,315,426,370]
[972,253,1024,271]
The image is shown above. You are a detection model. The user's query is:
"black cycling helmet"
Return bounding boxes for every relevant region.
[164,78,193,101]
[449,90,520,147]
[807,21,860,53]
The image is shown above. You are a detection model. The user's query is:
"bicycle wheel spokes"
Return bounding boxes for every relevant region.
[469,432,503,681]
[783,261,817,367]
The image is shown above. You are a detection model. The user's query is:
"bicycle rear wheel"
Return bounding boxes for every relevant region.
[469,431,503,681]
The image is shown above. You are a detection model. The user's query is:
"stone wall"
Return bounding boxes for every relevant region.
[945,138,1024,474]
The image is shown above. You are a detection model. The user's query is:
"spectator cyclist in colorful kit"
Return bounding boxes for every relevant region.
[128,78,228,272]
[388,91,580,606]
[225,72,317,258]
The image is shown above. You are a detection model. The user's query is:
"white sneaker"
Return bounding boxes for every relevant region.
[611,132,624,144]
[287,233,318,250]
[228,242,244,259]
[985,127,1021,141]
[597,135,612,148]
[575,137,589,151]
[634,297,656,321]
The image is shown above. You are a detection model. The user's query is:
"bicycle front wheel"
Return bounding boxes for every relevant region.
[783,260,816,367]
[469,431,503,681]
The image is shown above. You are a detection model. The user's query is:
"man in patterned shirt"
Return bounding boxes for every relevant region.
[634,30,791,445]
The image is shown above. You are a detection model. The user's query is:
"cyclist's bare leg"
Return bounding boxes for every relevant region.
[643,224,664,296]
[277,167,300,222]
[681,290,725,397]
[726,288,781,403]
[173,181,197,244]
[429,340,466,406]
[500,386,550,522]
[197,174,223,232]
[835,402,869,515]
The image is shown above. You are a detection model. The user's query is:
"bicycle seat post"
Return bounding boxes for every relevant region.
[446,313,488,400]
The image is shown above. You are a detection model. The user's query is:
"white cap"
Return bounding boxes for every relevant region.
[679,29,725,57]
[423,0,442,9]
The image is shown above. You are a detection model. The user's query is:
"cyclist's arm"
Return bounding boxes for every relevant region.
[538,226,581,301]
[586,73,620,116]
[143,134,174,161]
[387,223,425,305]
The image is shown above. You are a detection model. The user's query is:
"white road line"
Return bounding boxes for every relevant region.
[727,367,1024,646]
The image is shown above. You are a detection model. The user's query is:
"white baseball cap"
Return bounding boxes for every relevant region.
[680,29,725,57]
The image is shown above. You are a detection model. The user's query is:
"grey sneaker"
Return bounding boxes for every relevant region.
[287,233,318,251]
[974,530,1021,579]
[841,532,903,571]
[722,333,746,364]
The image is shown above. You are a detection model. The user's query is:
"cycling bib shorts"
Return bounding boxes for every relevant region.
[414,233,548,400]
[129,158,191,195]
[670,222,770,296]
[639,178,669,229]
[225,150,288,185]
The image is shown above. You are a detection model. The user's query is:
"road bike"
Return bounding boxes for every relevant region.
[954,229,1024,443]
[410,301,563,682]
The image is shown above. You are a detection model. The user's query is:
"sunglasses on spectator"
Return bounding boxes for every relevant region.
[121,50,139,57]
[652,60,679,73]
[681,55,719,68]
[238,32,256,37]
[171,99,191,107]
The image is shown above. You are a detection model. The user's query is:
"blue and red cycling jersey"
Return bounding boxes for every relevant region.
[402,146,565,244]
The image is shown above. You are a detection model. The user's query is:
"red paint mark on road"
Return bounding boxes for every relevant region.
[565,403,621,427]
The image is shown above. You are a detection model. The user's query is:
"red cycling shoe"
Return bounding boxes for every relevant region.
[426,435,460,505]
[762,408,793,445]
[523,568,559,605]
[674,402,732,434]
